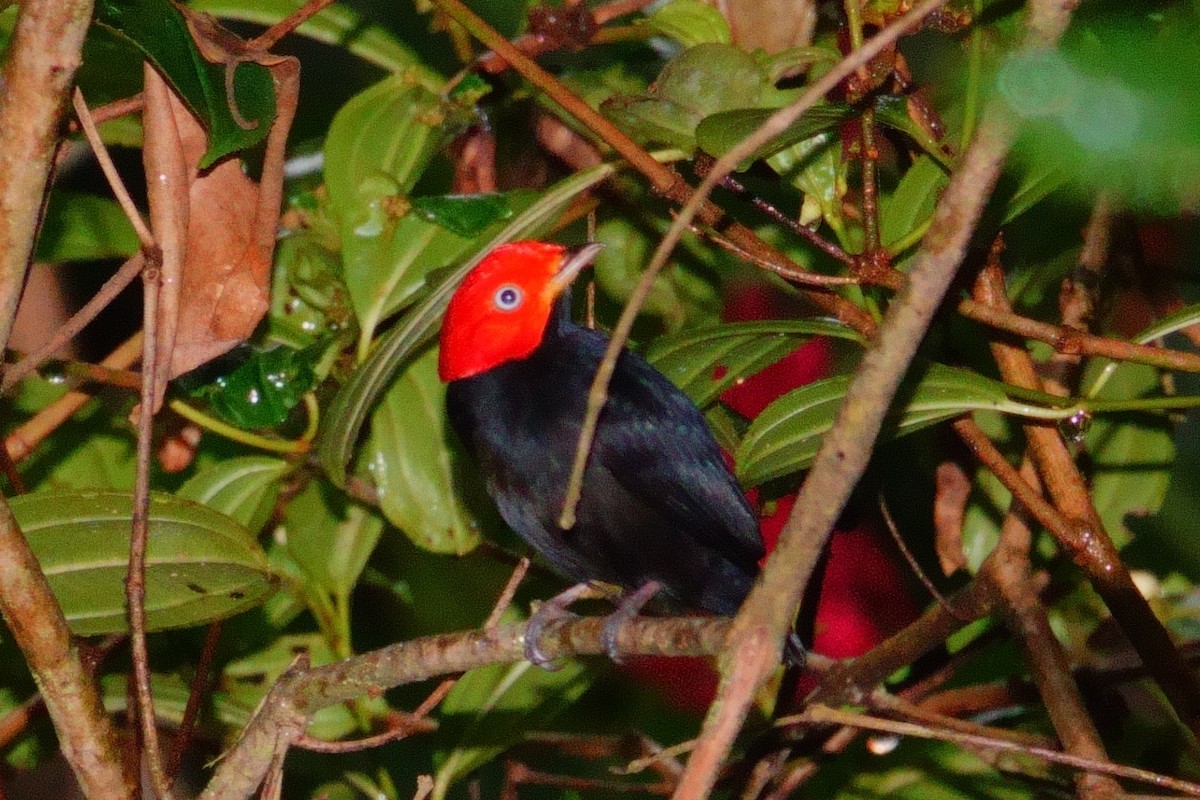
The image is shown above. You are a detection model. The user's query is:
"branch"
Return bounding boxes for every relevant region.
[0,1,132,797]
[974,261,1200,738]
[199,616,732,800]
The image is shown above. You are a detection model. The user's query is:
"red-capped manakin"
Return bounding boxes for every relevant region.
[438,240,777,663]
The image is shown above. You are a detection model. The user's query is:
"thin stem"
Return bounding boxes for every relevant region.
[72,89,154,248]
[166,397,315,455]
[129,253,174,800]
[5,333,143,464]
[790,705,1200,797]
[1,253,144,393]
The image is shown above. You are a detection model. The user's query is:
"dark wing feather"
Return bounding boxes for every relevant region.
[564,326,764,568]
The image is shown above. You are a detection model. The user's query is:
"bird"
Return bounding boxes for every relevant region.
[439,240,769,664]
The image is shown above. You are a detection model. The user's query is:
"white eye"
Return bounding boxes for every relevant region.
[493,284,523,311]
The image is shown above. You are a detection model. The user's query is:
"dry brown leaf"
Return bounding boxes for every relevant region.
[705,0,817,54]
[138,12,299,410]
[933,460,972,576]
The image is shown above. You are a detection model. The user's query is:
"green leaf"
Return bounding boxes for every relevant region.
[999,161,1071,225]
[36,193,138,262]
[736,363,1066,486]
[12,490,273,635]
[318,162,618,487]
[183,346,316,429]
[603,43,781,150]
[95,0,276,167]
[642,0,731,47]
[342,192,531,356]
[323,77,484,349]
[874,94,952,168]
[364,347,481,554]
[768,131,846,232]
[881,155,947,249]
[323,75,468,232]
[177,456,292,534]
[645,320,864,408]
[1084,362,1174,548]
[189,0,438,80]
[282,482,383,599]
[695,105,852,168]
[591,218,721,330]
[410,194,514,237]
[432,655,594,799]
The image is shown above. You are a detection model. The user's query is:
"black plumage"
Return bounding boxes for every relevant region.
[446,293,763,617]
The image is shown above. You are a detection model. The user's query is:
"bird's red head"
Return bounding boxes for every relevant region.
[438,240,603,382]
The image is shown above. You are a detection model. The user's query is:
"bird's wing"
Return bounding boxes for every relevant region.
[574,332,765,568]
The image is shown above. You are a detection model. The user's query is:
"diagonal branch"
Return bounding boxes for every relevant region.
[0,1,132,796]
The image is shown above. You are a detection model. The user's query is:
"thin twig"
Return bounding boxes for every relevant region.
[5,333,143,463]
[295,558,530,755]
[71,89,154,248]
[974,261,1200,738]
[199,616,734,800]
[129,246,173,800]
[788,704,1200,797]
[248,0,338,50]
[877,492,962,618]
[0,3,130,793]
[167,622,223,782]
[1,253,144,393]
[556,0,949,532]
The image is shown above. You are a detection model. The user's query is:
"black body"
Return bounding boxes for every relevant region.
[446,297,763,616]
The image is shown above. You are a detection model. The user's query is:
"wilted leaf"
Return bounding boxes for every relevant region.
[136,14,299,407]
[190,0,437,78]
[12,490,273,635]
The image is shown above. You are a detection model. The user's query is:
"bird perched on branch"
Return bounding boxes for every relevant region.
[439,240,775,664]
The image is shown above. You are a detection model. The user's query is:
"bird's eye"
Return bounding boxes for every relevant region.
[493,284,523,311]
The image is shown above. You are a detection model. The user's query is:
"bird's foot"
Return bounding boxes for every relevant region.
[601,580,663,664]
[525,583,602,669]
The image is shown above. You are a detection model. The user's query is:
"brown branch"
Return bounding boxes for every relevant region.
[1,253,144,393]
[5,333,143,464]
[974,261,1200,738]
[791,705,1200,797]
[167,622,223,782]
[129,242,171,799]
[978,454,1123,800]
[198,616,734,800]
[0,1,133,797]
